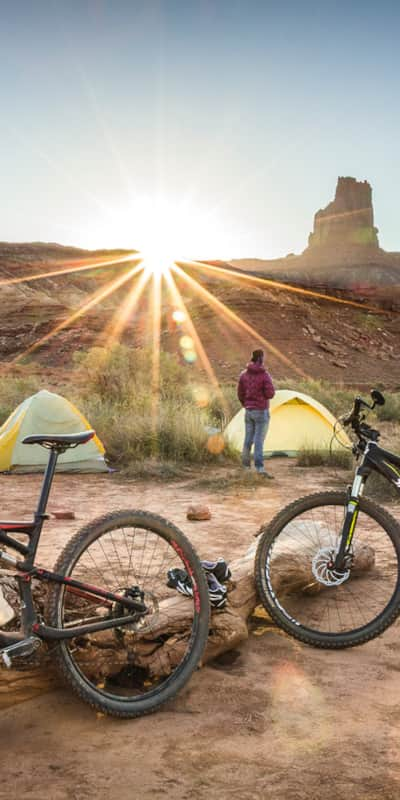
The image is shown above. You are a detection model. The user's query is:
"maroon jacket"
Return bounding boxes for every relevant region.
[237,362,275,410]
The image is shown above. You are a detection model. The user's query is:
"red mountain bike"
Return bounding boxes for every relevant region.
[0,431,210,717]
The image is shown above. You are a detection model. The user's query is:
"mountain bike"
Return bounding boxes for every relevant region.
[0,431,210,717]
[254,389,400,648]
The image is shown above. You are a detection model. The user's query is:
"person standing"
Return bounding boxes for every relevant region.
[237,349,275,477]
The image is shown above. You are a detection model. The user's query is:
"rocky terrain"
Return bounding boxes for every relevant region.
[0,177,399,389]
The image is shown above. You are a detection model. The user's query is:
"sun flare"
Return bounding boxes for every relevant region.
[81,192,229,271]
[139,247,175,276]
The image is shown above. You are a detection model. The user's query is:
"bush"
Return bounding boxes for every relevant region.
[376,393,400,423]
[73,344,191,405]
[364,471,400,502]
[81,396,237,465]
[296,446,353,469]
[206,384,241,428]
[0,375,40,424]
[71,345,238,466]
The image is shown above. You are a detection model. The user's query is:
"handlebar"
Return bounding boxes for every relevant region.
[342,397,373,426]
[341,389,385,443]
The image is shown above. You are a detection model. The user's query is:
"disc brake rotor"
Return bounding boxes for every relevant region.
[113,589,159,636]
[312,546,351,587]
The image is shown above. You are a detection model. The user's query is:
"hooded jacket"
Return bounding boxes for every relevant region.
[237,362,275,411]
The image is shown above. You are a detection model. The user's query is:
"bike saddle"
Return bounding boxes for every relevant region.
[22,431,95,448]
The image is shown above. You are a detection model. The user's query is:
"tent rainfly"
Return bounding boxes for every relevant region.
[224,389,351,457]
[0,389,108,473]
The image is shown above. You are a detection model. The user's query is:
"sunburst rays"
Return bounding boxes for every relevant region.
[163,268,229,416]
[177,257,387,315]
[3,242,394,423]
[171,263,308,378]
[101,265,151,347]
[13,262,143,363]
[151,269,162,435]
[0,252,141,289]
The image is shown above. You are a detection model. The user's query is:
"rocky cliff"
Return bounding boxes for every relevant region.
[308,177,379,249]
[230,176,400,307]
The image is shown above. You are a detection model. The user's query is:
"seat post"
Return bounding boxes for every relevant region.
[35,448,60,519]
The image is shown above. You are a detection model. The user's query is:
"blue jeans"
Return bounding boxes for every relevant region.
[242,409,270,470]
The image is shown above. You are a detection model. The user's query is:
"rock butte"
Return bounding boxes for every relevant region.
[308,176,379,250]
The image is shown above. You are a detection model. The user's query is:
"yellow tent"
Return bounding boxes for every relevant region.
[224,389,351,457]
[0,389,107,472]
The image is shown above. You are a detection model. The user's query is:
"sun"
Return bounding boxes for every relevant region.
[82,192,228,271]
[139,243,177,277]
[136,196,206,274]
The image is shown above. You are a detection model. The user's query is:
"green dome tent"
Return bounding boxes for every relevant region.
[224,389,351,457]
[0,389,108,473]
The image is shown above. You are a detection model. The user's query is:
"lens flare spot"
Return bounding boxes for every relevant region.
[172,309,186,324]
[180,335,194,350]
[207,433,225,454]
[192,385,210,408]
[270,661,332,752]
[183,349,197,364]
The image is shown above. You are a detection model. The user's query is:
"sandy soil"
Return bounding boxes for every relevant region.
[1,461,400,800]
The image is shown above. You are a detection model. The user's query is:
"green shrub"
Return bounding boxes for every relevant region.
[73,344,191,405]
[358,312,382,331]
[376,393,400,423]
[364,471,400,502]
[80,396,236,465]
[206,384,240,427]
[71,346,238,466]
[0,375,40,424]
[296,447,353,469]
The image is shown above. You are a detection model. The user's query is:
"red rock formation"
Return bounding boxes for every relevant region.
[308,176,379,248]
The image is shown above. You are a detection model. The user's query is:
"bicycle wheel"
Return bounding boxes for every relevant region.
[46,510,210,718]
[255,492,400,648]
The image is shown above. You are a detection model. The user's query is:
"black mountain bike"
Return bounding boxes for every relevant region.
[255,389,400,648]
[0,431,210,717]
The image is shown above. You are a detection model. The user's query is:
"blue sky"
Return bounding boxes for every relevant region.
[1,0,399,258]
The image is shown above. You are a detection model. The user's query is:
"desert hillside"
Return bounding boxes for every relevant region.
[1,178,399,390]
[0,241,399,390]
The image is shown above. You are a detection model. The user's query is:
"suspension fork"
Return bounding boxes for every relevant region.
[334,471,366,571]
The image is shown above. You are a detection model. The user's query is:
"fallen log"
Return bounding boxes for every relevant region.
[0,538,375,707]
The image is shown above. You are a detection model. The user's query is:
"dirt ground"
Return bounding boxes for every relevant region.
[1,460,400,800]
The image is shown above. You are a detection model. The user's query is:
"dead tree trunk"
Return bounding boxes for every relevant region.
[0,538,375,707]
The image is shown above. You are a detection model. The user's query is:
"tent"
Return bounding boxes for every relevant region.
[0,389,108,472]
[224,389,351,457]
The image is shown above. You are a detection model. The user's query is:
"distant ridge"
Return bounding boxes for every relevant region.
[228,176,400,308]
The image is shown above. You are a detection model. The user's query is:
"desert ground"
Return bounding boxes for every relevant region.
[1,460,400,800]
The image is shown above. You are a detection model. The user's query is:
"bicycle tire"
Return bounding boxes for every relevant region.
[255,491,400,648]
[45,510,210,718]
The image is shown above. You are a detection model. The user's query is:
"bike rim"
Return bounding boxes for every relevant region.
[58,523,202,704]
[265,503,400,636]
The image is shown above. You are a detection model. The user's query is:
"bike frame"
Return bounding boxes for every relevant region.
[0,448,147,642]
[335,441,400,568]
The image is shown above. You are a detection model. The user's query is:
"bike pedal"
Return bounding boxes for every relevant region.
[0,636,42,669]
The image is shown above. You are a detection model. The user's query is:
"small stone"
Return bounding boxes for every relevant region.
[187,504,212,521]
[51,510,76,520]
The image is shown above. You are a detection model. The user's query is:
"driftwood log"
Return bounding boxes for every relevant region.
[0,538,374,708]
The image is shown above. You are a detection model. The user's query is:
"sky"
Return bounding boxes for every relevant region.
[1,0,400,260]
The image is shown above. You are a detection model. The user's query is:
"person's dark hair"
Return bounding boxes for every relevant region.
[251,349,264,363]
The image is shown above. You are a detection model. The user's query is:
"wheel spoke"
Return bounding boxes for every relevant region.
[257,492,400,646]
[48,513,209,717]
